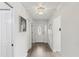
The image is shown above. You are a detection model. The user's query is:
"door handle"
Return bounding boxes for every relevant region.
[11,44,14,47]
[59,28,61,31]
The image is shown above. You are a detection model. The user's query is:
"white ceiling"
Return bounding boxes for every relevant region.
[22,2,61,20]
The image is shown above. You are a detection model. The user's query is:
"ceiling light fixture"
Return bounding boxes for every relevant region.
[35,3,46,15]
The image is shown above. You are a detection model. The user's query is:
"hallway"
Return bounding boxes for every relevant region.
[0,2,61,57]
[1,2,79,57]
[27,43,61,57]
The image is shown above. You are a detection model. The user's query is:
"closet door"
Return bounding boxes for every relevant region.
[0,9,13,57]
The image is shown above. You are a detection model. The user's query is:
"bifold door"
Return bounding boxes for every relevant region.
[0,9,13,57]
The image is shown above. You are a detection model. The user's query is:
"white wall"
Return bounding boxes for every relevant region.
[60,3,79,57]
[48,2,79,57]
[8,2,32,57]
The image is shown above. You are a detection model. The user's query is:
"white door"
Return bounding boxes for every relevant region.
[0,9,13,57]
[53,16,61,52]
[32,24,48,43]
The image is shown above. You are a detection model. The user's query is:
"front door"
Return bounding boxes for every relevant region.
[32,24,48,43]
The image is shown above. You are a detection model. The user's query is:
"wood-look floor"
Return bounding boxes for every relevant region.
[27,42,61,57]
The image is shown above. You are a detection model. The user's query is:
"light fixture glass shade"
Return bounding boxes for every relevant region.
[35,3,46,15]
[38,11,43,15]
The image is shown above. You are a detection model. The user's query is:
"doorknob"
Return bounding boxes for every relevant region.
[11,44,14,47]
[59,28,61,31]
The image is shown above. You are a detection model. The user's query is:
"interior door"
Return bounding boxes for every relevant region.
[0,9,13,57]
[32,24,48,43]
[53,16,61,52]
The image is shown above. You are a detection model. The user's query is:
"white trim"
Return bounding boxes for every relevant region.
[10,7,15,57]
